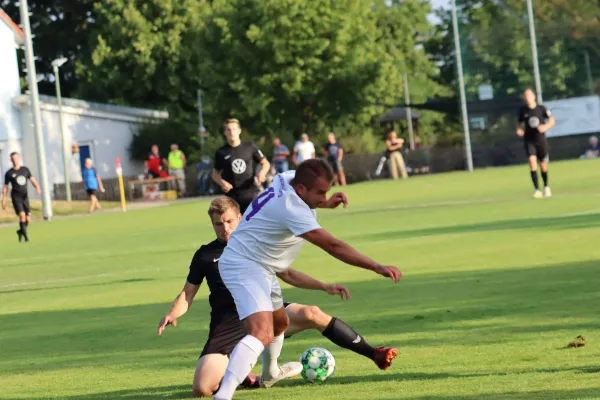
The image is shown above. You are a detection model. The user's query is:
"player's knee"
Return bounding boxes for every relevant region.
[273,312,289,336]
[301,305,322,324]
[192,382,216,397]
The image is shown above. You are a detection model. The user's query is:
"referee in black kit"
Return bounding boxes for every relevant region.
[517,88,555,199]
[2,152,42,242]
[212,119,271,214]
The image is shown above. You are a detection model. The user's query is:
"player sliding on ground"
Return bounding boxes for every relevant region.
[157,196,398,397]
[214,159,402,400]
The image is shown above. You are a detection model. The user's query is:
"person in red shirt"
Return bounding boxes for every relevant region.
[145,145,168,178]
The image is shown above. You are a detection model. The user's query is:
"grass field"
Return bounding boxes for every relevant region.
[0,200,119,224]
[1,159,600,400]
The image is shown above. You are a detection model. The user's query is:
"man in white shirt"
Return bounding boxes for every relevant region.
[293,133,316,166]
[214,159,402,400]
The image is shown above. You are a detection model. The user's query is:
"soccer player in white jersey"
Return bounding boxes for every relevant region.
[214,159,402,399]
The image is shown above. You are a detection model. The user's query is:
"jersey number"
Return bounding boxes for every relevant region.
[246,187,275,221]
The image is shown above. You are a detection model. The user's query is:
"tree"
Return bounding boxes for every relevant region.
[1,0,96,97]
[75,0,208,115]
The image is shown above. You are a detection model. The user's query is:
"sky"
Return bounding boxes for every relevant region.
[428,0,449,24]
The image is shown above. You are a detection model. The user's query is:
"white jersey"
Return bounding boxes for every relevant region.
[221,170,321,273]
[294,141,316,163]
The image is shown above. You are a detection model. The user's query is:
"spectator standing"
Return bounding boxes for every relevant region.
[167,144,187,197]
[272,138,290,173]
[293,133,316,166]
[322,132,346,186]
[82,158,105,213]
[385,130,408,180]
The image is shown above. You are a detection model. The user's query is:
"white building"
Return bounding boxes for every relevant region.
[0,10,168,198]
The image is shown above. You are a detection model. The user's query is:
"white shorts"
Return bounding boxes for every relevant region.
[218,259,284,320]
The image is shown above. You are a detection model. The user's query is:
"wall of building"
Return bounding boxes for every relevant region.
[0,20,23,179]
[15,95,168,199]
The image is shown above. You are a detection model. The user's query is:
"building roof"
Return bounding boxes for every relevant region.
[378,106,421,123]
[0,7,24,44]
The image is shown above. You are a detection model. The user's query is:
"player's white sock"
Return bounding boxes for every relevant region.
[214,335,264,400]
[261,333,285,380]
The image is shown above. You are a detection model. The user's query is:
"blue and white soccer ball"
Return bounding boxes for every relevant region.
[299,347,336,383]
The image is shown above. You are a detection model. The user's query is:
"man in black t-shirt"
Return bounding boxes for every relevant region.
[157,197,397,397]
[2,152,41,242]
[517,88,555,198]
[212,119,270,214]
[322,132,346,186]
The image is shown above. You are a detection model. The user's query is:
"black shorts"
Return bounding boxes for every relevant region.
[227,189,259,215]
[524,140,549,161]
[328,159,344,173]
[86,189,97,197]
[200,312,246,358]
[11,195,30,216]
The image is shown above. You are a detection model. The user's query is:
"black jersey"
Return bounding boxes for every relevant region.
[214,142,265,192]
[187,239,237,319]
[4,167,32,197]
[518,105,552,142]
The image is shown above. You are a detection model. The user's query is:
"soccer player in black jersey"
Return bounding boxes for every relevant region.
[212,119,270,214]
[517,88,556,198]
[157,197,397,397]
[2,152,41,242]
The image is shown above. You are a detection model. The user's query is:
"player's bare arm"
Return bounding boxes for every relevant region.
[538,116,556,133]
[29,176,41,195]
[96,174,105,192]
[2,184,8,210]
[319,192,348,209]
[516,121,525,137]
[257,158,271,183]
[158,281,200,335]
[277,269,350,300]
[300,228,401,283]
[212,169,233,193]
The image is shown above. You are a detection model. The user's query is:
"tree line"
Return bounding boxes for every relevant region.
[3,0,598,160]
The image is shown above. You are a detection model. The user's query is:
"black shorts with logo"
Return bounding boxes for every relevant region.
[11,195,30,216]
[200,312,247,358]
[524,139,549,161]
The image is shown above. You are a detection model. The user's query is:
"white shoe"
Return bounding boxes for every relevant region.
[260,361,303,388]
[533,190,543,199]
[544,186,552,198]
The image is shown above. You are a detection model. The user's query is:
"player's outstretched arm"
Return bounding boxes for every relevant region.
[319,192,348,209]
[277,269,350,300]
[157,281,200,335]
[301,228,401,283]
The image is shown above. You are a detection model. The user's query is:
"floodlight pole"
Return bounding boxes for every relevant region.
[53,61,71,202]
[197,89,204,154]
[403,73,415,150]
[451,0,473,172]
[526,0,543,103]
[19,0,53,220]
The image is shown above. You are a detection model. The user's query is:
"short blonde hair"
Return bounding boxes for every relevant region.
[208,196,240,218]
[224,118,241,128]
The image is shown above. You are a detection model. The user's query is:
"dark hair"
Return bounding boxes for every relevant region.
[291,159,334,189]
[208,196,240,218]
[10,152,18,158]
[386,129,396,140]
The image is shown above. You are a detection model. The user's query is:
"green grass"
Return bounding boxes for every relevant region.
[1,159,600,400]
[0,200,120,224]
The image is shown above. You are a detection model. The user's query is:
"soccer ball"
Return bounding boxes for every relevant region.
[299,347,336,383]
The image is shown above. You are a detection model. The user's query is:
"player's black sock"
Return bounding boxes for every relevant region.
[541,171,548,187]
[322,317,375,360]
[19,222,26,235]
[530,171,539,190]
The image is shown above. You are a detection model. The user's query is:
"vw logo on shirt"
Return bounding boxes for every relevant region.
[231,158,247,174]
